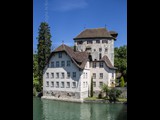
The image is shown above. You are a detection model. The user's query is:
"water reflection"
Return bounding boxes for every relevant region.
[33,97,127,120]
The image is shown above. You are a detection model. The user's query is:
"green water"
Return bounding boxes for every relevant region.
[33,97,127,120]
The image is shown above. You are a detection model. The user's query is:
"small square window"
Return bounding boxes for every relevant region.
[51,81,54,87]
[72,82,76,88]
[46,81,49,87]
[46,73,49,78]
[61,61,65,67]
[56,82,59,88]
[61,82,64,88]
[51,73,54,78]
[67,82,70,88]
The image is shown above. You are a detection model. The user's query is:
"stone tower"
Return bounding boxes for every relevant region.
[73,28,118,65]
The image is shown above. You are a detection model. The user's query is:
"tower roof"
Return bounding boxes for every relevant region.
[73,28,118,40]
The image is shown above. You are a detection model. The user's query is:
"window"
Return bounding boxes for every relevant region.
[86,82,88,87]
[99,53,102,59]
[46,81,49,87]
[72,82,76,88]
[105,48,108,52]
[83,72,85,79]
[93,82,96,87]
[73,72,76,78]
[56,61,59,67]
[87,40,92,44]
[51,81,54,87]
[100,73,103,79]
[51,73,54,78]
[86,48,91,52]
[112,73,114,78]
[77,41,83,45]
[99,48,102,52]
[58,52,62,58]
[61,61,65,67]
[56,82,59,88]
[61,82,64,88]
[93,73,96,79]
[102,39,108,43]
[66,82,70,88]
[92,62,96,68]
[99,82,103,87]
[67,72,70,78]
[83,82,85,88]
[99,62,103,68]
[46,73,49,78]
[56,73,59,78]
[94,49,96,52]
[61,73,65,79]
[96,40,100,43]
[86,73,87,79]
[51,62,54,68]
[67,60,71,67]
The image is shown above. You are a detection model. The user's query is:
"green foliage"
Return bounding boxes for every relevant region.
[108,88,122,103]
[114,45,127,82]
[120,76,125,87]
[101,83,109,98]
[90,77,93,97]
[37,22,52,90]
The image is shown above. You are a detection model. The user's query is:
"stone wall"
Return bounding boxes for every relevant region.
[43,90,80,99]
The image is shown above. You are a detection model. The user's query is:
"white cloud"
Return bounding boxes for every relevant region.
[49,0,88,11]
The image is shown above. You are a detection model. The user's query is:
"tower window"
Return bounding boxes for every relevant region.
[99,48,102,52]
[96,40,100,43]
[99,53,102,59]
[105,48,108,52]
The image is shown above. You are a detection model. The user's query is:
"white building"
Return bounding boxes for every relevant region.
[43,28,118,100]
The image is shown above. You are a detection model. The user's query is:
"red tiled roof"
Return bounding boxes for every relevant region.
[47,44,89,69]
[73,28,118,40]
[101,55,117,69]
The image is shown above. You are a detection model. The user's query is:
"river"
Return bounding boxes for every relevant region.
[33,97,127,120]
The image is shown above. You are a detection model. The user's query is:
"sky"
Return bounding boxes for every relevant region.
[33,0,127,52]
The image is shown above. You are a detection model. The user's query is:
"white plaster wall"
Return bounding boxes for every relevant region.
[43,52,82,93]
[75,38,114,64]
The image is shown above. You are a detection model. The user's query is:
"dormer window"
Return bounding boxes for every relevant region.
[58,52,62,58]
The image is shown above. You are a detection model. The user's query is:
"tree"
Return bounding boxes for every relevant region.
[101,83,109,98]
[90,77,93,97]
[114,45,127,82]
[37,22,52,91]
[120,76,125,87]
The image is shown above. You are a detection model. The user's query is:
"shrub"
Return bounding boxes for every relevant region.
[108,88,122,103]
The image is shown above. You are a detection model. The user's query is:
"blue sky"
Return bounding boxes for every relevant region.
[33,0,127,52]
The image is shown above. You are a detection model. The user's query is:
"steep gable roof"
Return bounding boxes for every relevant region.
[73,28,118,40]
[101,55,117,69]
[47,44,89,69]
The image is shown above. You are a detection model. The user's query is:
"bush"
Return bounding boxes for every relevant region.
[108,88,122,103]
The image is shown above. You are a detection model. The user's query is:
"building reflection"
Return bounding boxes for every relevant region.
[41,99,127,120]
